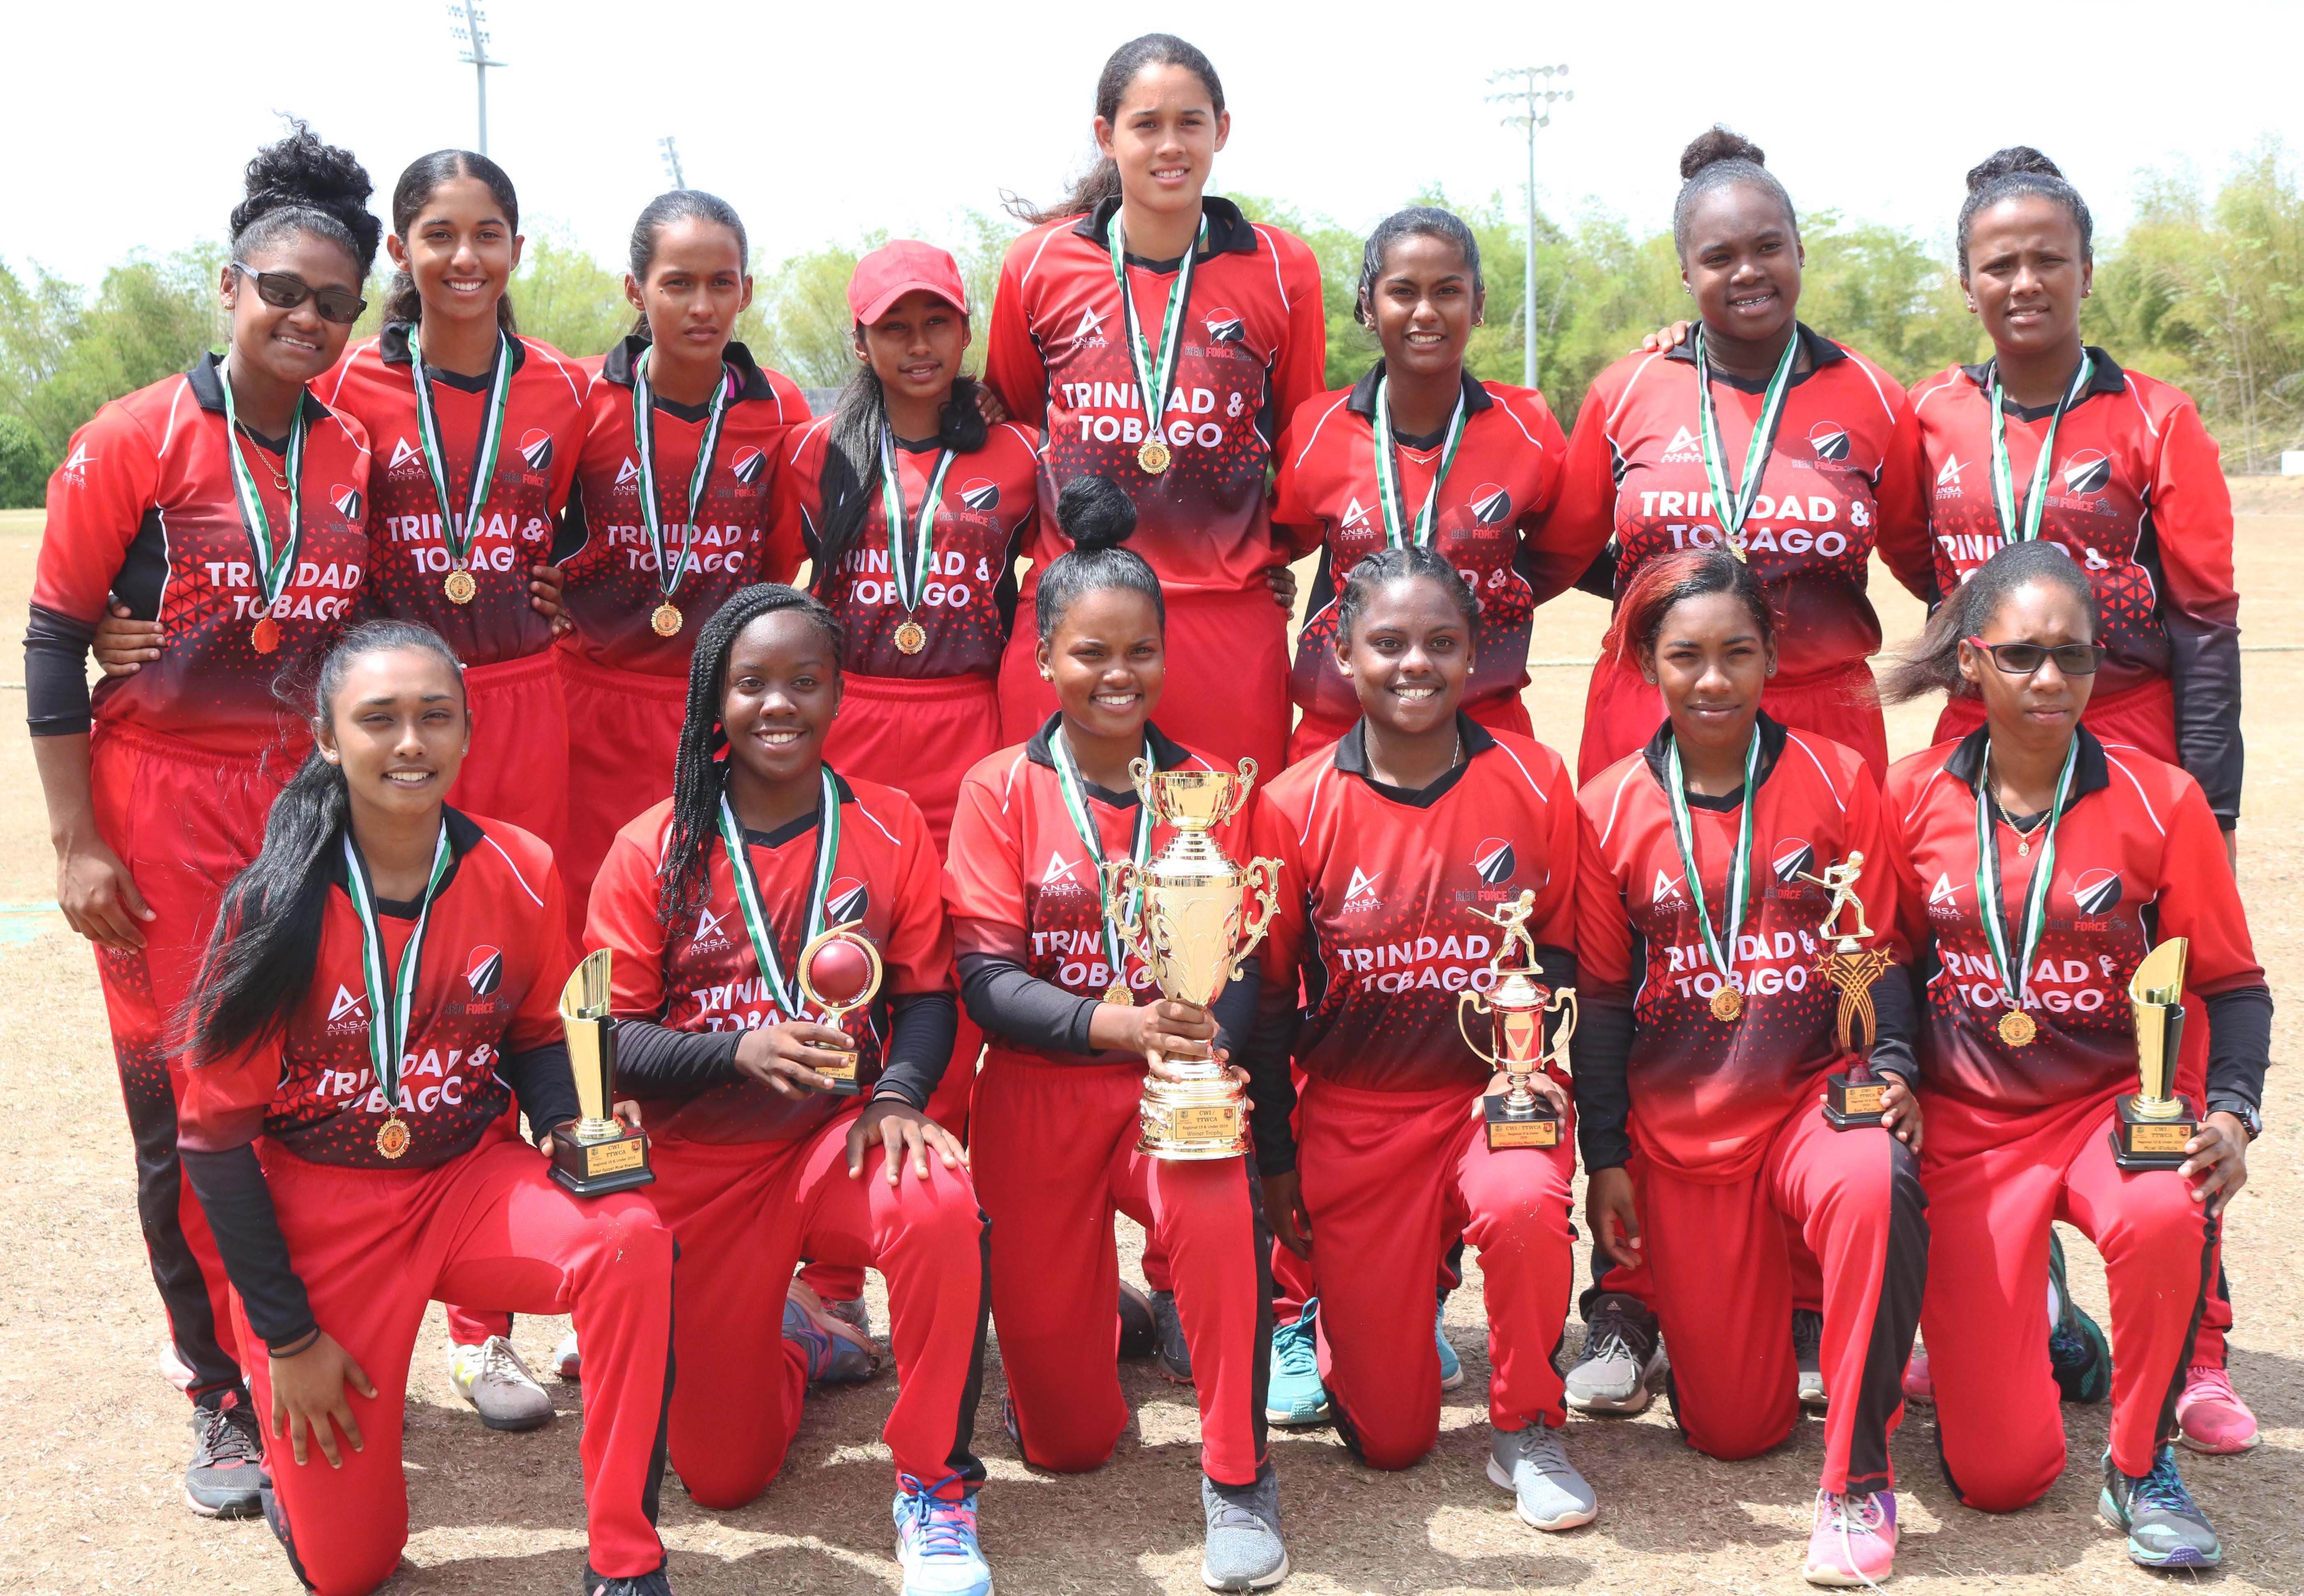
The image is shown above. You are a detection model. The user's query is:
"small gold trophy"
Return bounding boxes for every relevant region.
[2113,937,2196,1170]
[1459,889,1577,1149]
[1103,758,1281,1161]
[1797,852,1896,1129]
[549,950,655,1195]
[796,921,885,1097]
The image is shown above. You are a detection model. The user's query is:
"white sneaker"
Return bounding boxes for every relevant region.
[448,1336,556,1431]
[1793,1308,1828,1410]
[552,1330,581,1380]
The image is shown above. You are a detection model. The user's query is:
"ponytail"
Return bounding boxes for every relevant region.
[1879,541,2096,705]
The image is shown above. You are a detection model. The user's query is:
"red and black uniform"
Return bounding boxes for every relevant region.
[585,775,987,1510]
[320,324,589,850]
[985,197,1326,774]
[1575,716,1926,1497]
[1906,352,2242,827]
[1552,325,1931,781]
[1248,717,1585,1467]
[1271,368,1574,761]
[944,717,1276,1485]
[554,336,810,907]
[1885,729,2269,1508]
[24,354,371,1409]
[175,812,672,1595]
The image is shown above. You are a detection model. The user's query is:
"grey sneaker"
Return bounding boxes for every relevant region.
[1150,1288,1193,1384]
[1793,1308,1828,1410]
[1487,1422,1598,1531]
[449,1336,556,1431]
[1564,1294,1664,1414]
[184,1393,263,1518]
[1201,1467,1289,1590]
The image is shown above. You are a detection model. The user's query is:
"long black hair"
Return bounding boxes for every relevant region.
[1956,146,2093,281]
[1354,206,1483,329]
[1035,475,1164,642]
[182,622,466,1065]
[1334,545,1480,647]
[229,122,381,281]
[658,584,847,927]
[1007,34,1225,226]
[625,189,749,341]
[1879,541,2096,704]
[1671,126,1798,260]
[808,346,988,603]
[381,149,521,330]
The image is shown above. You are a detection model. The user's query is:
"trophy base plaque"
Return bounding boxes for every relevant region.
[1138,1073,1249,1161]
[2111,1092,2196,1171]
[816,1049,863,1097]
[1484,1093,1561,1150]
[549,1120,655,1196]
[1822,1070,1888,1130]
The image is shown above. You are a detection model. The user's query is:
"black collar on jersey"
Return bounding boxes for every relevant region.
[1346,361,1494,441]
[326,806,484,917]
[1959,345,2128,422]
[734,768,860,851]
[1943,724,2110,813]
[601,334,780,419]
[1025,712,1193,805]
[1665,322,1845,394]
[378,320,528,394]
[187,351,332,444]
[1075,195,1259,266]
[1641,711,1790,811]
[1334,712,1495,808]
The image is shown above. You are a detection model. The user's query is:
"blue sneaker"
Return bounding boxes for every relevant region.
[784,1283,880,1384]
[2099,1446,2221,1569]
[1266,1299,1331,1425]
[1436,1301,1464,1392]
[894,1472,994,1596]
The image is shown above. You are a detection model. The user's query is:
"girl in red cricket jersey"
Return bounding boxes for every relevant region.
[987,32,1325,776]
[173,622,674,1596]
[943,475,1292,1592]
[1552,128,1930,783]
[1575,550,1927,1587]
[1878,541,2265,1568]
[1272,208,1578,762]
[26,127,379,1522]
[1247,547,1597,1532]
[583,583,994,1596]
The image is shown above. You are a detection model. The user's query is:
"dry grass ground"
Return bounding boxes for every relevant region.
[1,486,2300,1594]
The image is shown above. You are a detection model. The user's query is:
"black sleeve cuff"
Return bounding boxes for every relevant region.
[2203,984,2272,1117]
[609,1020,743,1097]
[1866,964,1922,1084]
[873,990,959,1109]
[1572,544,1617,602]
[180,1144,316,1352]
[24,603,94,737]
[1571,998,1634,1171]
[498,1041,582,1144]
[958,951,1100,1055]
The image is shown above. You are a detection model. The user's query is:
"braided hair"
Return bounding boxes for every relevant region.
[1334,545,1480,646]
[1956,146,2093,280]
[1879,541,2094,704]
[657,584,846,927]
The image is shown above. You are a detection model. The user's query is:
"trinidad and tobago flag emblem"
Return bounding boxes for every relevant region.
[1474,837,1516,884]
[961,479,1001,513]
[731,447,766,486]
[2073,868,2123,917]
[828,876,870,926]
[1773,836,1816,885]
[1469,485,1513,526]
[2062,449,2111,494]
[1204,307,1245,343]
[520,430,554,472]
[466,946,503,997]
[1807,421,1850,461]
[332,485,362,520]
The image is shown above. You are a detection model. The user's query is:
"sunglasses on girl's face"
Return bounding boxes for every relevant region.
[233,264,366,325]
[1965,636,2104,675]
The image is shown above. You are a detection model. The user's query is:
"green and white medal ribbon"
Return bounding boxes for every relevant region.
[1051,729,1153,1004]
[877,426,956,654]
[407,329,514,602]
[1987,352,2095,544]
[716,767,842,1020]
[1692,326,1801,563]
[1372,374,1469,548]
[1972,737,2078,1048]
[341,822,454,1159]
[1107,212,1207,474]
[1664,725,1762,1021]
[214,358,309,652]
[632,346,735,636]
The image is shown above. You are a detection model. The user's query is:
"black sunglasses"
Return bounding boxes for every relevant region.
[233,263,366,326]
[1965,636,2104,675]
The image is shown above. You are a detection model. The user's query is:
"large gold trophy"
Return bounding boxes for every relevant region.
[549,950,655,1195]
[1458,889,1577,1149]
[1102,758,1281,1161]
[1796,852,1896,1129]
[2113,938,2196,1170]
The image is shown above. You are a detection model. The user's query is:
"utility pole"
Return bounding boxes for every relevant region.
[1486,65,1572,389]
[659,136,685,191]
[446,2,506,157]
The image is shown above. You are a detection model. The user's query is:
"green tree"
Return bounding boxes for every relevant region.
[508,232,632,359]
[0,414,48,508]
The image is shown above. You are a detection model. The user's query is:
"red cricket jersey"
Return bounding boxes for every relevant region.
[557,338,810,675]
[983,196,1327,597]
[1252,717,1586,1094]
[586,774,953,1145]
[1272,366,1573,725]
[176,810,574,1166]
[776,416,1041,678]
[943,718,1252,1065]
[1551,325,1931,679]
[33,355,371,756]
[1907,352,2240,822]
[1884,726,2260,1117]
[1577,716,1904,1182]
[320,323,589,665]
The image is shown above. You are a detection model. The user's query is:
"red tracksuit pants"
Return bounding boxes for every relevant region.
[1298,1079,1576,1468]
[972,1050,1272,1485]
[1920,1092,2218,1509]
[1579,655,1888,785]
[555,649,687,920]
[648,1116,989,1508]
[236,1131,672,1595]
[1638,1101,1927,1495]
[452,649,569,857]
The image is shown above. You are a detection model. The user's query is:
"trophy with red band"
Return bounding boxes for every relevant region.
[798,921,883,1097]
[1458,889,1577,1150]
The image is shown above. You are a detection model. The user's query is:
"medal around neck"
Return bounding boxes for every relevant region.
[796,922,883,1096]
[1794,851,1896,1129]
[549,949,655,1195]
[1458,889,1577,1150]
[1101,758,1280,1161]
[2113,937,2196,1170]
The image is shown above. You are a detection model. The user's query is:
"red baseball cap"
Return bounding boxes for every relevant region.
[847,240,968,326]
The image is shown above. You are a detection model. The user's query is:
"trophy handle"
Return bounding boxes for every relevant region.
[1100,857,1155,969]
[1222,758,1260,825]
[1544,987,1579,1073]
[1224,856,1283,982]
[1456,988,1502,1069]
[1128,755,1156,812]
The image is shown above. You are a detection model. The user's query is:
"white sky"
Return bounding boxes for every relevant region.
[5,1,2299,289]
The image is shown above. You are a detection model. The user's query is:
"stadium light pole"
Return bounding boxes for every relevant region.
[660,136,686,190]
[1486,65,1572,390]
[447,2,506,157]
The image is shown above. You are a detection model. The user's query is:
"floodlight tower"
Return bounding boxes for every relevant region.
[447,2,507,157]
[660,136,686,190]
[1486,65,1573,389]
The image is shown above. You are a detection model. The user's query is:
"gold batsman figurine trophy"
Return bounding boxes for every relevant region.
[1795,852,1896,1130]
[1459,889,1578,1149]
[797,921,886,1097]
[1102,758,1281,1161]
[2113,937,2196,1170]
[550,950,655,1195]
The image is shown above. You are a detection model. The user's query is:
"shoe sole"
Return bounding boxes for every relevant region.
[1801,1559,1891,1587]
[1157,1361,1196,1386]
[1485,1457,1598,1531]
[1201,1550,1289,1591]
[1439,1367,1465,1392]
[184,1485,263,1520]
[1265,1403,1334,1426]
[1564,1384,1651,1415]
[2178,1428,2260,1455]
[2098,1492,2223,1569]
[1798,1386,1830,1412]
[473,1405,556,1432]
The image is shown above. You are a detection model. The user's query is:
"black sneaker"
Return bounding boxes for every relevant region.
[1149,1288,1193,1384]
[582,1564,673,1595]
[185,1391,264,1518]
[2048,1232,2111,1404]
[1792,1308,1827,1410]
[2099,1446,2221,1568]
[1118,1280,1158,1361]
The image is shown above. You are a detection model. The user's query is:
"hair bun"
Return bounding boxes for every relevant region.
[1056,474,1139,552]
[1679,126,1766,180]
[231,122,380,262]
[1965,145,2064,196]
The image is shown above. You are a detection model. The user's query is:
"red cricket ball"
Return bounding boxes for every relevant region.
[808,935,875,1004]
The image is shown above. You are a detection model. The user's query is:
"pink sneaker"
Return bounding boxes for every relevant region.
[1804,1489,1896,1587]
[2176,1365,2259,1454]
[1901,1345,1932,1404]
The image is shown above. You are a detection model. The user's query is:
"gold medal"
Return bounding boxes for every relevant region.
[894,619,927,655]
[1105,982,1134,1006]
[650,602,683,638]
[374,1113,411,1161]
[1710,986,1744,1023]
[443,568,477,605]
[250,617,281,655]
[1137,438,1171,475]
[1998,1009,2036,1047]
